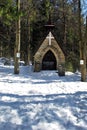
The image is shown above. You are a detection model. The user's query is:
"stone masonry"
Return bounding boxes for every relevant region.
[34,32,65,75]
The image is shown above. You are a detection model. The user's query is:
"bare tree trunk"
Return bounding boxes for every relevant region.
[78,0,86,81]
[27,17,31,65]
[86,16,87,63]
[14,0,21,74]
[84,16,87,79]
[62,0,67,45]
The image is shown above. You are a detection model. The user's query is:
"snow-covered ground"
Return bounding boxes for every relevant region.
[0,63,87,130]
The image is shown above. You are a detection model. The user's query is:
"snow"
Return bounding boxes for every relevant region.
[0,63,87,130]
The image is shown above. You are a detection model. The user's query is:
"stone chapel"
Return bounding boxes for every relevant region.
[34,31,65,76]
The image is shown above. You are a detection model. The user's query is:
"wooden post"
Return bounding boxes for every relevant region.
[14,0,21,74]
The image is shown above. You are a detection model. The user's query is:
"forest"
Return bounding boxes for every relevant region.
[0,0,87,73]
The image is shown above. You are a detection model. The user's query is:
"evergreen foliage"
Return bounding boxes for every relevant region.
[0,0,87,70]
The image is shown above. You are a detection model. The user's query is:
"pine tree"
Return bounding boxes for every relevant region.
[14,0,21,74]
[78,0,86,81]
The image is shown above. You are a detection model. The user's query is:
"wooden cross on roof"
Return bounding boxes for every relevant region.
[46,32,54,46]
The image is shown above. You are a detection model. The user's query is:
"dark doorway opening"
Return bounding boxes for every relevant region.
[42,50,56,70]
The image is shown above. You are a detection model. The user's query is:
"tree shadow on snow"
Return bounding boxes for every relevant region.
[0,91,87,130]
[0,65,81,83]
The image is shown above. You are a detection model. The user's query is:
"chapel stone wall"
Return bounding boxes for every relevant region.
[34,32,65,75]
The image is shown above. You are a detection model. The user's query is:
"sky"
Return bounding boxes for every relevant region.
[0,58,87,130]
[81,0,87,16]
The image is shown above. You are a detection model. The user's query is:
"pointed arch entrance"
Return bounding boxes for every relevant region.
[42,50,56,70]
